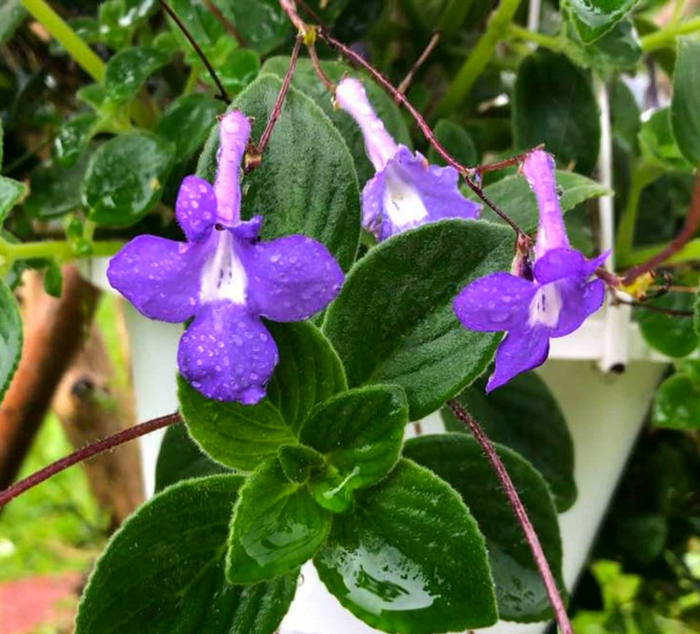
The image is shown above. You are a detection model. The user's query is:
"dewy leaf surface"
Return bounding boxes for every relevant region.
[568,0,638,43]
[404,434,566,622]
[103,46,169,104]
[637,293,698,358]
[315,459,497,634]
[76,475,298,634]
[0,280,22,401]
[197,74,360,272]
[671,37,700,166]
[323,219,513,420]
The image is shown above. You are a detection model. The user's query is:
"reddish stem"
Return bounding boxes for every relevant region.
[397,32,441,95]
[622,161,700,285]
[0,413,181,509]
[612,296,694,317]
[447,399,573,634]
[475,145,543,175]
[308,42,335,94]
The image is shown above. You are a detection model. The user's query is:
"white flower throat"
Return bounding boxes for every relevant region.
[382,165,429,230]
[200,230,248,305]
[528,283,562,328]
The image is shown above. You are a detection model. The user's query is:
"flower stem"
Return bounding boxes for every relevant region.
[508,24,563,51]
[20,0,105,82]
[447,399,573,634]
[433,0,522,119]
[0,413,181,509]
[641,16,700,51]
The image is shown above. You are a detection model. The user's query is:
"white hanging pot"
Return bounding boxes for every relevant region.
[82,256,668,634]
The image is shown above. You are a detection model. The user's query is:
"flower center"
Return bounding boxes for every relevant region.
[382,165,429,230]
[200,230,248,305]
[528,282,562,328]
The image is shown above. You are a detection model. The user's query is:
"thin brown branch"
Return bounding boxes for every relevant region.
[612,296,694,317]
[447,399,572,634]
[475,145,544,176]
[202,0,245,47]
[0,413,181,510]
[308,42,335,93]
[397,32,441,95]
[623,161,700,285]
[158,0,230,105]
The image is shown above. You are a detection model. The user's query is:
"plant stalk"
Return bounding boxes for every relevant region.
[641,16,700,51]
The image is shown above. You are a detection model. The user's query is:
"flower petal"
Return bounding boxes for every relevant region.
[486,326,550,392]
[213,111,250,226]
[175,176,217,242]
[533,247,587,284]
[178,300,279,404]
[453,272,537,332]
[107,235,206,323]
[244,236,344,322]
[551,278,605,338]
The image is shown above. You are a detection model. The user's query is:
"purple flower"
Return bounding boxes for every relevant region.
[107,111,344,404]
[453,150,607,392]
[335,77,480,241]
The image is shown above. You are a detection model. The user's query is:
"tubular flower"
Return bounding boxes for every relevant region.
[453,150,607,392]
[335,77,480,241]
[108,111,344,404]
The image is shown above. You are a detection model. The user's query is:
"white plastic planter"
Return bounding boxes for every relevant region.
[83,256,668,634]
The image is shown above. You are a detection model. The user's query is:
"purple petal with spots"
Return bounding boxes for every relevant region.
[486,326,550,392]
[244,236,344,322]
[175,176,218,242]
[214,111,250,226]
[178,300,279,404]
[453,272,536,332]
[107,235,206,323]
[551,277,605,338]
[533,248,586,284]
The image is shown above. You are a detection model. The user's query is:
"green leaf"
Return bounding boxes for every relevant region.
[588,19,642,69]
[53,113,100,168]
[428,120,478,168]
[76,475,298,634]
[0,177,26,222]
[0,0,25,46]
[260,57,412,185]
[155,423,229,493]
[300,385,408,511]
[513,50,600,174]
[671,37,700,166]
[324,219,515,420]
[442,372,577,511]
[639,108,694,172]
[637,293,698,358]
[0,280,21,401]
[103,47,169,104]
[652,374,700,430]
[695,287,700,338]
[227,0,291,55]
[179,321,346,470]
[610,78,641,151]
[83,133,175,227]
[568,0,639,43]
[277,445,324,484]
[315,459,497,633]
[198,74,361,272]
[77,84,109,112]
[156,93,223,162]
[478,170,610,231]
[404,434,566,622]
[226,457,331,583]
[43,262,63,298]
[217,48,260,96]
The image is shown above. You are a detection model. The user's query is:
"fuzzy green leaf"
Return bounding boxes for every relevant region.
[671,37,700,165]
[0,280,21,401]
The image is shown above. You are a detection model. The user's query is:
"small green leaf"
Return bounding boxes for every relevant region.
[43,262,63,298]
[156,92,223,162]
[637,293,698,358]
[103,47,169,104]
[671,37,700,165]
[315,459,498,633]
[0,280,21,401]
[260,57,411,185]
[155,423,229,493]
[300,385,408,511]
[277,445,325,484]
[568,0,639,43]
[227,0,291,55]
[77,84,109,112]
[217,48,260,96]
[53,113,100,168]
[478,170,610,230]
[428,119,478,168]
[694,287,700,338]
[76,475,298,634]
[588,19,642,69]
[513,50,600,174]
[639,108,694,172]
[442,372,577,512]
[227,457,331,583]
[652,374,700,430]
[0,0,26,47]
[198,74,361,272]
[610,78,641,151]
[83,133,175,227]
[324,219,514,420]
[179,321,346,470]
[0,177,26,222]
[405,434,566,622]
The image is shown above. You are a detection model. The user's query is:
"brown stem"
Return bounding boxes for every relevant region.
[202,0,245,47]
[0,413,181,510]
[308,42,335,93]
[158,0,231,105]
[612,296,694,317]
[280,0,308,34]
[252,35,303,162]
[397,32,441,95]
[622,161,700,285]
[475,145,544,176]
[447,399,572,634]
